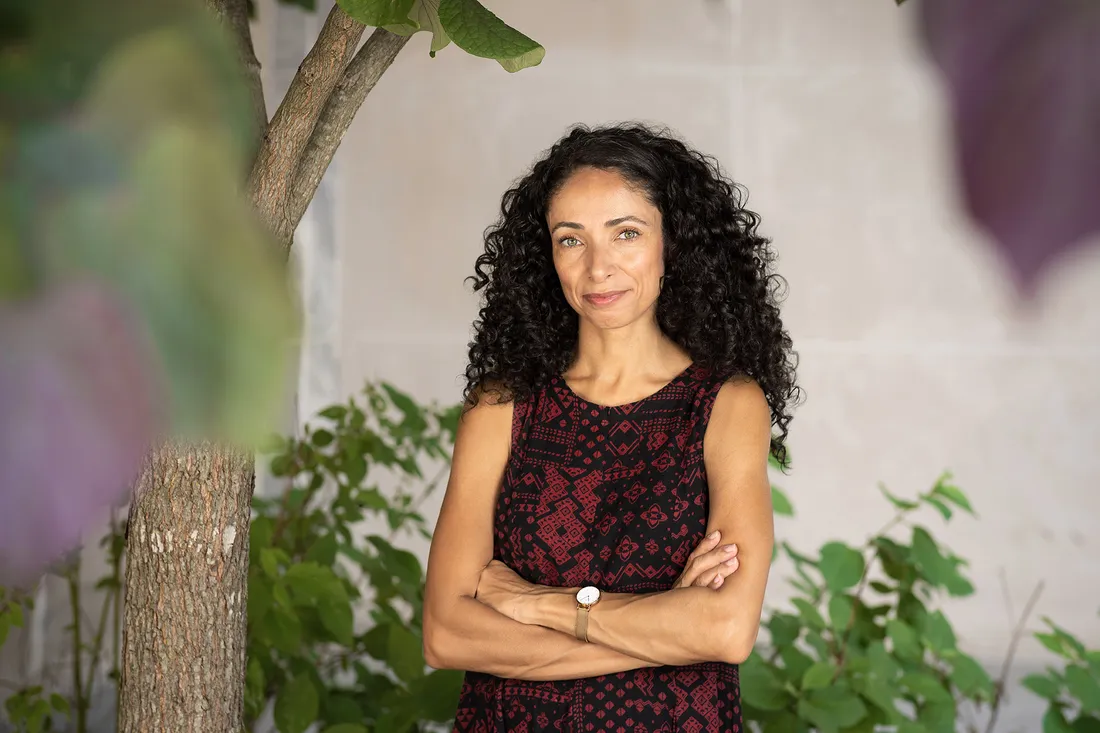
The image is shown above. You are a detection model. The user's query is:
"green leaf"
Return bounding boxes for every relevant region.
[772,485,795,517]
[802,661,837,691]
[879,483,919,511]
[1066,664,1100,712]
[417,669,466,721]
[319,404,347,421]
[320,725,369,733]
[900,672,953,704]
[1046,707,1075,733]
[919,610,957,654]
[311,428,334,447]
[886,619,922,662]
[768,612,802,647]
[798,687,868,730]
[387,623,426,682]
[1038,631,1081,660]
[1072,716,1100,733]
[931,478,974,515]
[1041,617,1088,658]
[284,562,342,604]
[48,694,69,714]
[779,645,815,683]
[828,594,854,631]
[436,0,544,72]
[260,547,281,578]
[740,654,792,711]
[949,652,994,699]
[791,598,827,630]
[273,674,319,733]
[818,542,865,593]
[385,0,452,55]
[319,596,355,646]
[336,0,416,26]
[910,526,953,589]
[922,495,952,521]
[304,532,338,566]
[1023,673,1063,700]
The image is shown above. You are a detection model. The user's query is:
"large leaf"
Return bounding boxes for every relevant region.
[739,654,791,711]
[437,0,543,72]
[797,687,867,730]
[818,542,865,593]
[918,0,1100,295]
[274,675,320,733]
[336,0,416,26]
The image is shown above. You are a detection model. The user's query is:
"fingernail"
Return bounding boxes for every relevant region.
[713,576,723,587]
[709,531,720,540]
[725,558,738,566]
[723,544,737,553]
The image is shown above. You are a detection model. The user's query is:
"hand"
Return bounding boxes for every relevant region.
[475,559,536,621]
[675,530,739,590]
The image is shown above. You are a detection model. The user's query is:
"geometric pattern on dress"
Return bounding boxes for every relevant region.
[453,365,742,731]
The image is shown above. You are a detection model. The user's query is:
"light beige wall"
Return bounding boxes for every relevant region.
[336,1,1100,728]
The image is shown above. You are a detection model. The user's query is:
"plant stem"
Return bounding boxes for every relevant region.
[66,562,87,733]
[984,581,1044,733]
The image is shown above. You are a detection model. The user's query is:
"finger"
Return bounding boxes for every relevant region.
[691,556,740,588]
[689,530,722,559]
[693,543,739,575]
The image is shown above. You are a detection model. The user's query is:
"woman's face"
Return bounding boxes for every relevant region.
[546,167,665,331]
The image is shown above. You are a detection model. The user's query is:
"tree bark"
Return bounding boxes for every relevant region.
[119,2,411,730]
[249,3,366,250]
[118,443,253,733]
[286,27,409,230]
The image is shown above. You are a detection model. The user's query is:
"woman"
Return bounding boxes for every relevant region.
[423,123,799,731]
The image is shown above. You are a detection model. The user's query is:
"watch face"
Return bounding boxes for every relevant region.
[577,586,600,605]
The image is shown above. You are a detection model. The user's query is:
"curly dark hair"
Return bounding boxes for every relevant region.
[464,123,801,464]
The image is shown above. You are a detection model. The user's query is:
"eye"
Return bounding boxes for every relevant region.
[558,236,582,248]
[618,229,641,240]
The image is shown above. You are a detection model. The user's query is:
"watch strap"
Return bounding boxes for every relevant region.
[575,605,591,643]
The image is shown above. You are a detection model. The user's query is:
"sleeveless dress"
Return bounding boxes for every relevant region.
[452,364,744,732]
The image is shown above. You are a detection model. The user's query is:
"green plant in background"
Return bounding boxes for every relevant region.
[247,382,463,733]
[1020,618,1100,733]
[742,473,997,733]
[0,513,126,733]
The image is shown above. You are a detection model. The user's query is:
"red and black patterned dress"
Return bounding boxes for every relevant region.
[453,364,743,732]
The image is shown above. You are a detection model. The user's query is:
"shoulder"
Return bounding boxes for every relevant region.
[703,377,771,456]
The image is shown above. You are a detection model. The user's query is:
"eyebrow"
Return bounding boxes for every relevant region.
[549,215,650,233]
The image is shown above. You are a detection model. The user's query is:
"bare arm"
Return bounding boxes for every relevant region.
[513,380,775,666]
[421,393,659,681]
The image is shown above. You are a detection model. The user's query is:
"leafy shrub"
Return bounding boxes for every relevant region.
[247,382,463,733]
[743,473,996,733]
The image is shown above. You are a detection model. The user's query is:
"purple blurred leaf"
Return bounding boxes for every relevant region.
[0,280,162,588]
[919,0,1100,294]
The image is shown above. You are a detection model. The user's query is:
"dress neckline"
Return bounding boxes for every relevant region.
[556,362,696,410]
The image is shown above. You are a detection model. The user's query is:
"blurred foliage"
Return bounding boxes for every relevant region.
[1020,618,1100,733]
[0,0,297,585]
[0,513,127,733]
[745,473,1047,733]
[247,382,463,733]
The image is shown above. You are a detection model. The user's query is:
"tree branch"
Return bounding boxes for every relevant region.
[285,27,411,236]
[205,0,267,161]
[248,3,367,249]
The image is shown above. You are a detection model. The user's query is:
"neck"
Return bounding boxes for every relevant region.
[569,316,687,380]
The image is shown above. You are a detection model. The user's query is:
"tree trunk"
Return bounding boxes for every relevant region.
[118,443,253,733]
[117,0,409,729]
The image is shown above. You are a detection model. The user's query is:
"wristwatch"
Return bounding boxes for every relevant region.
[575,585,601,643]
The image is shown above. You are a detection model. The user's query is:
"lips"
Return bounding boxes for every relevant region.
[583,290,627,306]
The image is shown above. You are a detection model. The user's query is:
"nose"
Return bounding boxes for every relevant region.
[585,242,615,282]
